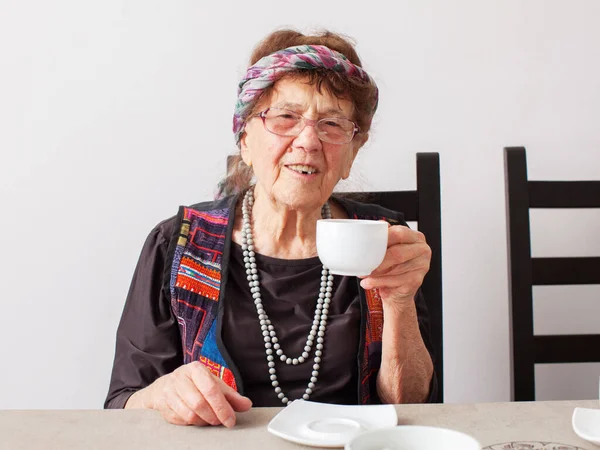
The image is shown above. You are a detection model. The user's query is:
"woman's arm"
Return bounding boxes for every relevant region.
[375,294,434,404]
[359,225,435,404]
[104,218,183,409]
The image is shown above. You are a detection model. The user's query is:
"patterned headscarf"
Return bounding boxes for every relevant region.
[233,44,378,146]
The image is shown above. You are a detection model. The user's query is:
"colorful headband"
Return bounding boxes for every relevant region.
[233,44,378,146]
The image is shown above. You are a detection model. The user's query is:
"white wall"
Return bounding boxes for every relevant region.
[1,0,599,409]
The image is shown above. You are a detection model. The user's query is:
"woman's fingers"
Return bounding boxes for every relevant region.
[224,388,253,412]
[358,224,431,303]
[361,271,426,296]
[160,394,209,426]
[387,225,426,246]
[369,242,431,277]
[174,372,220,426]
[150,362,252,427]
[189,364,238,428]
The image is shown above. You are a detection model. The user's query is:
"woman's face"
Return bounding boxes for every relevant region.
[240,77,365,212]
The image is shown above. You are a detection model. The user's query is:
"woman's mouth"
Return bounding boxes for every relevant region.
[286,164,319,175]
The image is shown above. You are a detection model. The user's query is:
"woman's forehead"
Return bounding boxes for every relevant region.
[264,77,355,116]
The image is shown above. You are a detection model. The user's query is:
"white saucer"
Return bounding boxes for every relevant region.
[572,407,600,446]
[267,400,398,448]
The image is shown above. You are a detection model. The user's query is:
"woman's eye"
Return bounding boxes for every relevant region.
[323,120,341,127]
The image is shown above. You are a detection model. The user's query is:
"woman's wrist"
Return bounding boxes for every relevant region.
[382,296,418,326]
[124,386,153,410]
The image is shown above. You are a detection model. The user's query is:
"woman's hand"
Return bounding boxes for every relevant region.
[125,361,252,427]
[358,224,434,403]
[359,225,431,306]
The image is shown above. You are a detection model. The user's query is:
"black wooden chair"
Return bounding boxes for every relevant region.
[225,152,444,402]
[504,146,600,401]
[346,152,443,403]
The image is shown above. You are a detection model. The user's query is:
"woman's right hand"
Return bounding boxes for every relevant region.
[125,361,252,427]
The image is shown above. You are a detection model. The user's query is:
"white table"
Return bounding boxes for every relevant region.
[0,400,598,449]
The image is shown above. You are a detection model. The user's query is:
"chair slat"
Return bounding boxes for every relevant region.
[529,181,600,208]
[535,335,600,363]
[532,257,600,285]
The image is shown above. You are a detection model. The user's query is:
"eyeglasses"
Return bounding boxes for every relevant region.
[256,108,360,144]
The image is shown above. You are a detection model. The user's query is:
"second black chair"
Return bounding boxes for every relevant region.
[505,146,600,401]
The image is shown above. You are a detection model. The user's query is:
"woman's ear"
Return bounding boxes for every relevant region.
[355,133,369,150]
[239,132,252,167]
[342,134,368,180]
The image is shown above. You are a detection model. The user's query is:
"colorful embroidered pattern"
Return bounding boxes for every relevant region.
[360,288,384,404]
[199,356,238,391]
[171,206,237,390]
[176,255,221,300]
[174,208,228,300]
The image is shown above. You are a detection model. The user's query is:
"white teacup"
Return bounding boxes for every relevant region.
[316,219,388,277]
[345,425,481,450]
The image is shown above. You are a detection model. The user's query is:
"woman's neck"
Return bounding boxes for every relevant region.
[232,187,348,260]
[250,187,322,259]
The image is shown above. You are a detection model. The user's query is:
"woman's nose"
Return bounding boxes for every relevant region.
[293,122,322,153]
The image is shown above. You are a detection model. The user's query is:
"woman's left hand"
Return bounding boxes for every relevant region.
[359,224,431,306]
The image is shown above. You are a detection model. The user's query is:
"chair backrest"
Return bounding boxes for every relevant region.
[504,146,600,401]
[347,152,443,403]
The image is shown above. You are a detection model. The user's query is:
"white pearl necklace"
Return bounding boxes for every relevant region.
[241,187,333,405]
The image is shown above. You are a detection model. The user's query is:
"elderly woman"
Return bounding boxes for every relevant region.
[105,29,436,427]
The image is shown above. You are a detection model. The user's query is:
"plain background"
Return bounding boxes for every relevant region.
[1,0,599,408]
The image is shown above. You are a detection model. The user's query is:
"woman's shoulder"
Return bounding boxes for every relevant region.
[153,194,239,240]
[332,193,407,225]
[186,194,238,213]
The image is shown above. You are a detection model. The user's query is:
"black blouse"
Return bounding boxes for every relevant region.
[224,242,360,405]
[105,217,361,408]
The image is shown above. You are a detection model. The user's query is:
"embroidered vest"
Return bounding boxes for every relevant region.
[169,201,389,404]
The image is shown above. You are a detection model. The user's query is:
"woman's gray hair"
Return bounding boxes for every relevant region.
[216,153,254,198]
